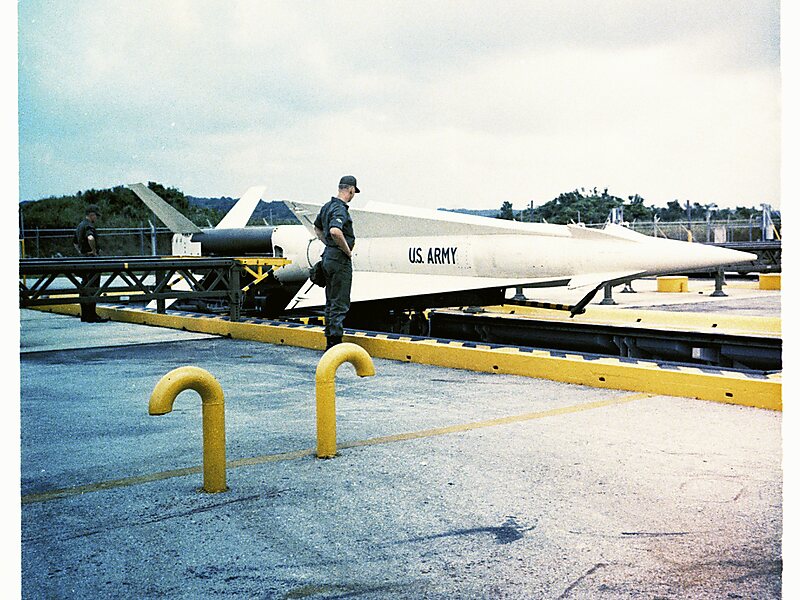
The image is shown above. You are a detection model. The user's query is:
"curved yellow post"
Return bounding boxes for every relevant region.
[149,366,227,493]
[316,343,376,458]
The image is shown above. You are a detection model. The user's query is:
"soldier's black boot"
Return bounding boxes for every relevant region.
[326,336,342,350]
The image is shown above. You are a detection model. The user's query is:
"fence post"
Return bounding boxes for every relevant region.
[149,220,158,255]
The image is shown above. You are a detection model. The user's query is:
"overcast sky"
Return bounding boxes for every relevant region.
[15,1,783,210]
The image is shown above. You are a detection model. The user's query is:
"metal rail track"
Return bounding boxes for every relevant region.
[426,308,780,372]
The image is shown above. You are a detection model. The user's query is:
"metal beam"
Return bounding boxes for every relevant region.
[19,256,289,321]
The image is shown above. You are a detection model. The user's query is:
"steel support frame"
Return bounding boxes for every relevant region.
[19,257,281,322]
[712,240,781,273]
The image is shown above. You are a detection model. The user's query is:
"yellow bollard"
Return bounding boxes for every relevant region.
[315,343,375,459]
[149,366,227,493]
[759,273,781,290]
[657,275,689,293]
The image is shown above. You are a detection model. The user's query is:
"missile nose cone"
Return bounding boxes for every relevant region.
[686,244,757,271]
[714,247,758,265]
[653,240,758,273]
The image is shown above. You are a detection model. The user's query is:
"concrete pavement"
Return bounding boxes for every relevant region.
[18,308,783,598]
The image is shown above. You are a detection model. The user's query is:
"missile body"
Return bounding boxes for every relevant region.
[279,201,756,313]
[352,231,753,280]
[127,183,757,315]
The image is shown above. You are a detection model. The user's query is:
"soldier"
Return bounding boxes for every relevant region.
[74,204,108,323]
[75,204,101,257]
[314,176,359,349]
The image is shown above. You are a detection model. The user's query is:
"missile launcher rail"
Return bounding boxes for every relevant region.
[427,306,780,372]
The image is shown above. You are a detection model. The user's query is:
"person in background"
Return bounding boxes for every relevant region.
[74,204,108,323]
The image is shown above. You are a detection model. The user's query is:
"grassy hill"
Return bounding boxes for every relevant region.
[187,196,300,225]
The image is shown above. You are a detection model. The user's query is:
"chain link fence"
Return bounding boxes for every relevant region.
[625,218,781,243]
[19,227,175,258]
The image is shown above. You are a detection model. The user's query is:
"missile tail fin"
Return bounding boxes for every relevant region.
[284,201,321,235]
[216,186,266,229]
[127,183,203,234]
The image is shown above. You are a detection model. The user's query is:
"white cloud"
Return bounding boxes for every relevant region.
[16,0,782,210]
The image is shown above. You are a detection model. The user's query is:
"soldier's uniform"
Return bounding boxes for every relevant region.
[75,218,98,256]
[75,205,107,323]
[314,193,356,347]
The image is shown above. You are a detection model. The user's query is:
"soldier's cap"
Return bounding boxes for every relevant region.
[85,204,101,215]
[339,175,360,193]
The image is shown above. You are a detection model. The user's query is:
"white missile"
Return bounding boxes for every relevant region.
[281,200,757,315]
[128,183,757,317]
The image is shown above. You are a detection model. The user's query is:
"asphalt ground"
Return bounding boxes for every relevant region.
[15,299,786,599]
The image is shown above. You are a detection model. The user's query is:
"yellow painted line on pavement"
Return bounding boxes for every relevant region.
[338,393,649,450]
[21,393,648,505]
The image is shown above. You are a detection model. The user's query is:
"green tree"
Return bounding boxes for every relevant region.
[529,188,623,224]
[656,200,686,221]
[497,201,515,220]
[20,182,224,230]
[19,182,226,256]
[624,194,655,222]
